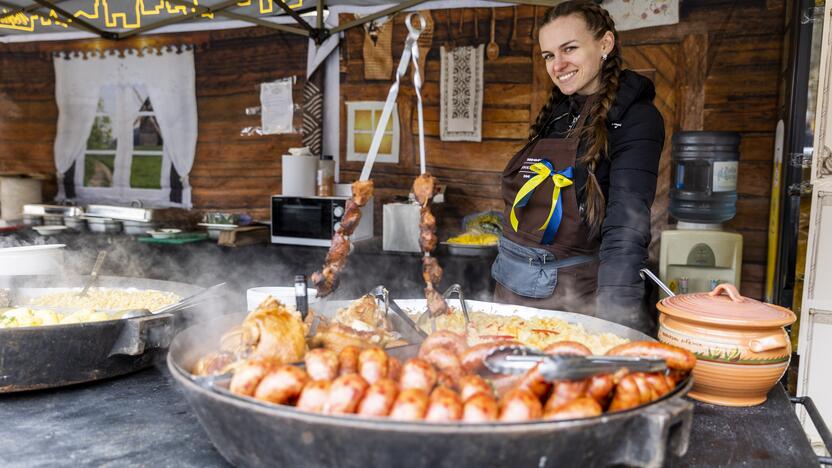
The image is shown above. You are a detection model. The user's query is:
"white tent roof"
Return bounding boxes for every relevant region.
[0,0,554,43]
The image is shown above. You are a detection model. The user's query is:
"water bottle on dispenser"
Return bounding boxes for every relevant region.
[660,132,743,296]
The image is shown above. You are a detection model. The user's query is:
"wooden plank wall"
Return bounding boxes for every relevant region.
[0,0,785,299]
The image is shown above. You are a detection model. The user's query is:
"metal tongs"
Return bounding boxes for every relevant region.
[415,283,471,334]
[370,285,427,344]
[484,345,667,381]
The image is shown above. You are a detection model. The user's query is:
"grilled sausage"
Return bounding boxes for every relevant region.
[390,388,430,421]
[543,341,592,356]
[296,380,331,413]
[516,364,551,400]
[460,340,521,373]
[418,330,468,358]
[605,341,697,372]
[425,386,464,422]
[459,375,493,402]
[644,372,672,399]
[399,358,437,393]
[587,374,615,404]
[499,388,543,422]
[338,345,361,376]
[387,357,403,382]
[254,365,309,405]
[608,374,642,412]
[422,346,463,388]
[490,374,525,399]
[305,348,339,381]
[325,374,369,414]
[229,357,279,397]
[544,396,602,421]
[544,380,590,412]
[631,372,658,403]
[357,378,399,417]
[358,348,389,385]
[462,392,499,422]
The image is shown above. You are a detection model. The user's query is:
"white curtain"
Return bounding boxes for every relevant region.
[53,48,197,207]
[53,58,104,200]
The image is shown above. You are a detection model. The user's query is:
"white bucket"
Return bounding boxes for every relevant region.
[0,244,65,276]
[246,286,319,312]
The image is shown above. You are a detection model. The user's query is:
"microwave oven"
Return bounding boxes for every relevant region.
[270,195,373,247]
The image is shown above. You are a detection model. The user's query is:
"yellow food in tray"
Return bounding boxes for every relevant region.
[0,307,112,328]
[445,232,499,246]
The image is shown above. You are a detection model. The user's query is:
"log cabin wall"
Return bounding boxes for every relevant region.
[0,0,784,299]
[0,27,309,216]
[340,0,785,300]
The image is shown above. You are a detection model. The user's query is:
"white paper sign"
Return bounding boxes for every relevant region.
[260,77,294,135]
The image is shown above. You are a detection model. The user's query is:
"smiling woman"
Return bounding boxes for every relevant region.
[491,0,665,334]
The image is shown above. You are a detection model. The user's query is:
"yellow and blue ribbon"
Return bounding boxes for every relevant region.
[510,161,573,245]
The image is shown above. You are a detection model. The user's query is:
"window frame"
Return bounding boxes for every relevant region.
[73,85,173,205]
[345,101,400,164]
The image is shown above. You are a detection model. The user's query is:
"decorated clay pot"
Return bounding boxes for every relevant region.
[656,283,796,406]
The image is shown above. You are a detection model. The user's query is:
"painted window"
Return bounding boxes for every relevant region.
[79,84,171,202]
[345,101,399,163]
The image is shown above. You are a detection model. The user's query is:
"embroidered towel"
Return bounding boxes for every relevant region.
[440,44,484,142]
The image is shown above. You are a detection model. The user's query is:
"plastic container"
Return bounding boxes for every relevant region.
[669,131,740,224]
[316,155,335,197]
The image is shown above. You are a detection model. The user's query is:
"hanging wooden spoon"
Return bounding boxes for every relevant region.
[474,9,479,42]
[444,9,454,51]
[487,7,500,60]
[509,6,519,51]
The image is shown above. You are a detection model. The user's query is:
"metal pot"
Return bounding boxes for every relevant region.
[85,217,123,234]
[168,301,694,468]
[0,275,205,392]
[122,219,158,236]
[63,216,87,232]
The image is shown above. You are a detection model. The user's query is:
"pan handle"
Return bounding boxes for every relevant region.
[636,397,694,465]
[108,313,174,356]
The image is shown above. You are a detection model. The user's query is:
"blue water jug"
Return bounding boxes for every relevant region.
[669,131,740,224]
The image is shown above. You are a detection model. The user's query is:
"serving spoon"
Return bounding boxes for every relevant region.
[77,250,108,297]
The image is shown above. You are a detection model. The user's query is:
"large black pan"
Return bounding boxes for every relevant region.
[0,275,205,392]
[168,303,694,468]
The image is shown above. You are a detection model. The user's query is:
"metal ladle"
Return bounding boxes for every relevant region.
[639,268,675,297]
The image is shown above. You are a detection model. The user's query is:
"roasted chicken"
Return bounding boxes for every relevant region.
[192,297,307,376]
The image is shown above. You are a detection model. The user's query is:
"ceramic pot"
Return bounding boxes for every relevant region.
[656,283,796,406]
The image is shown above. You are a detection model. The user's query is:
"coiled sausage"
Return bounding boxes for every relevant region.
[390,388,430,421]
[254,365,309,404]
[358,348,389,385]
[357,378,399,417]
[304,348,339,381]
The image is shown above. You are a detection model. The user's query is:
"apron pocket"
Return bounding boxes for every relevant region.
[491,237,558,299]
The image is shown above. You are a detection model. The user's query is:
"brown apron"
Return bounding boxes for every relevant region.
[492,99,600,315]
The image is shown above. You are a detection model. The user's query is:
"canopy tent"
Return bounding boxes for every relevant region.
[0,0,559,44]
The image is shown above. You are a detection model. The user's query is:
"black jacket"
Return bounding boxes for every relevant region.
[543,70,664,332]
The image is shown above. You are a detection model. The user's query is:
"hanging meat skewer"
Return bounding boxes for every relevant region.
[312,14,428,298]
[311,180,374,297]
[413,174,449,318]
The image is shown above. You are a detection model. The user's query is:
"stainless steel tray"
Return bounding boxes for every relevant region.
[441,242,497,257]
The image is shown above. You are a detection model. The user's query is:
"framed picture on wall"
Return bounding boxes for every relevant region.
[345,101,399,163]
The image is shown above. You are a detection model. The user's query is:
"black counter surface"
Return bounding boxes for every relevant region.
[0,367,819,468]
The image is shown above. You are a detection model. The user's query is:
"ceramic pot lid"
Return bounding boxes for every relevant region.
[658,283,796,328]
